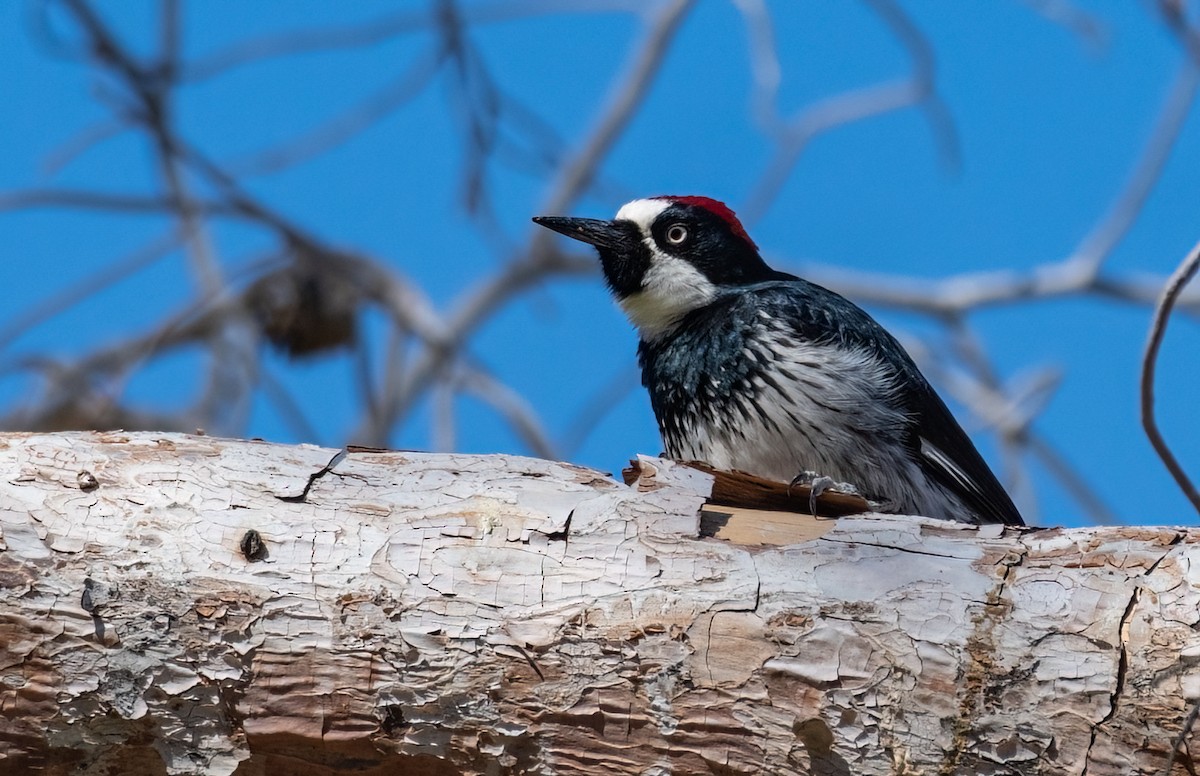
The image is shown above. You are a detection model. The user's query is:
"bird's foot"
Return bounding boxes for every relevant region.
[788,470,861,515]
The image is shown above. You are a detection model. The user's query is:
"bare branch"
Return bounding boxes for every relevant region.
[257,366,324,444]
[457,366,558,459]
[62,0,227,294]
[1017,0,1108,46]
[791,260,1200,317]
[183,1,647,82]
[0,227,182,352]
[1065,61,1199,275]
[733,0,780,132]
[346,0,694,441]
[432,382,457,453]
[903,321,1118,524]
[560,365,642,457]
[159,0,181,82]
[1158,0,1200,63]
[538,0,696,216]
[0,188,222,215]
[1140,238,1200,515]
[1026,433,1120,525]
[742,0,958,223]
[361,245,594,443]
[40,119,127,175]
[224,46,447,177]
[184,7,433,82]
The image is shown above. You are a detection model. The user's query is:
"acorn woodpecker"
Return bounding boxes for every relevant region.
[533,196,1023,526]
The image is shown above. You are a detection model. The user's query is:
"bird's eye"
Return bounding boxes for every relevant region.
[665,224,689,245]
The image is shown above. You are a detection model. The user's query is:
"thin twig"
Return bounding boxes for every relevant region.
[224,46,447,176]
[0,227,183,352]
[353,332,384,442]
[62,0,228,295]
[560,365,642,456]
[1066,60,1200,274]
[1158,0,1200,64]
[457,366,558,459]
[184,8,433,82]
[184,1,647,82]
[1141,238,1200,515]
[742,0,958,223]
[793,261,1200,316]
[1026,433,1119,525]
[257,366,324,444]
[1018,0,1108,46]
[356,1,694,441]
[41,119,127,175]
[432,382,457,453]
[539,0,696,216]
[906,323,1118,524]
[369,247,592,437]
[0,189,230,215]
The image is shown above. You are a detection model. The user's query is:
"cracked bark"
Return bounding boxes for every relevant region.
[0,432,1196,776]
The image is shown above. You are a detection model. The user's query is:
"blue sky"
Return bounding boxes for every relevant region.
[2,1,1198,527]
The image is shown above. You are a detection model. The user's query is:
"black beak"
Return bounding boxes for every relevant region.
[532,216,632,251]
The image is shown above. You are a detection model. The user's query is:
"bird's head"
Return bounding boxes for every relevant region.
[534,196,780,339]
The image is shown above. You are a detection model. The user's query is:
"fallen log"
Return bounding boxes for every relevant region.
[0,432,1194,775]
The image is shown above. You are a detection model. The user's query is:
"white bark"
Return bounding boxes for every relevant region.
[0,431,1194,775]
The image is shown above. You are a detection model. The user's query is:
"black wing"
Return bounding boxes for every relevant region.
[905,382,1024,526]
[753,279,1024,526]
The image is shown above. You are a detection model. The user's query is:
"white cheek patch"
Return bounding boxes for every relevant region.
[619,254,717,340]
[612,197,715,340]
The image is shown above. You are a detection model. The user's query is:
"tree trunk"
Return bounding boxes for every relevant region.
[0,431,1194,775]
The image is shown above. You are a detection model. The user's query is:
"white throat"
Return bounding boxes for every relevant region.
[613,198,717,341]
[619,260,717,340]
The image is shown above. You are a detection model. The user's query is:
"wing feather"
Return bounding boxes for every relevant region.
[909,384,1024,525]
[754,279,1024,526]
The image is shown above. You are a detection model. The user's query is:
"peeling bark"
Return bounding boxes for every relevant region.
[0,431,1196,775]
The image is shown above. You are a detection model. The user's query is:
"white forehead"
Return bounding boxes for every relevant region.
[614,198,669,232]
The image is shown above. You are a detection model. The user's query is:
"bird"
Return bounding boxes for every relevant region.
[533,195,1023,526]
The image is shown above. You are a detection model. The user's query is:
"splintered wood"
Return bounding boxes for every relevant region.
[0,432,1195,775]
[624,456,870,545]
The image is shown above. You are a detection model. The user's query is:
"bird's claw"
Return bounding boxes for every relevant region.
[788,470,861,515]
